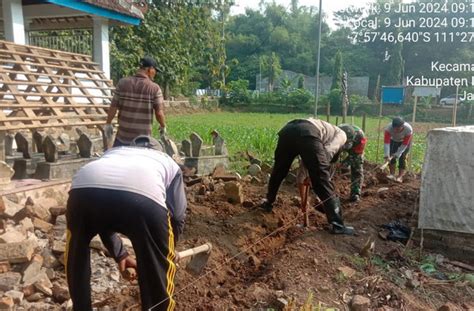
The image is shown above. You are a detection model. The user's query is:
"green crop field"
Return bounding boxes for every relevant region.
[154,112,433,172]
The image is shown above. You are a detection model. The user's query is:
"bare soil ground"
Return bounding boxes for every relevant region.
[94,162,474,310]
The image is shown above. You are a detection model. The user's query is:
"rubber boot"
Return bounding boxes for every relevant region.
[350,194,361,202]
[389,163,396,176]
[259,200,273,213]
[397,169,406,183]
[323,197,354,235]
[314,202,325,214]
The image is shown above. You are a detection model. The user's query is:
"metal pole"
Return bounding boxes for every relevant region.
[221,9,226,88]
[376,96,384,162]
[259,57,262,96]
[408,95,418,171]
[314,0,323,117]
[452,85,459,127]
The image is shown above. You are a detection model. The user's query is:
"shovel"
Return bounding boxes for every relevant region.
[298,182,310,227]
[122,243,212,281]
[176,243,212,275]
[379,159,391,171]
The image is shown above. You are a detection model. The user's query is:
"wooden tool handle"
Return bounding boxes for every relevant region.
[380,160,391,170]
[177,243,212,261]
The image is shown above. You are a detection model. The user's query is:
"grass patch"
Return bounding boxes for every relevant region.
[371,255,391,272]
[346,255,368,270]
[155,112,431,171]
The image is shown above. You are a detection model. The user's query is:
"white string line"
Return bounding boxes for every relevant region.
[149,160,392,310]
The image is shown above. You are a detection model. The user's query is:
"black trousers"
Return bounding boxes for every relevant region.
[267,120,335,204]
[389,140,410,170]
[113,138,130,147]
[66,188,176,311]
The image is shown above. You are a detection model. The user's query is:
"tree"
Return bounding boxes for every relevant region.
[333,6,363,29]
[110,1,231,98]
[385,43,404,85]
[297,75,304,89]
[225,2,331,86]
[280,77,292,94]
[262,52,282,92]
[331,51,343,90]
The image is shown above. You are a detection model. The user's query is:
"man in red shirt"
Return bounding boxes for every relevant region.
[384,117,413,182]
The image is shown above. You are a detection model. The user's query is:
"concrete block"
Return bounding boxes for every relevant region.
[22,254,44,284]
[0,272,21,291]
[33,131,46,153]
[0,240,37,263]
[350,295,370,311]
[0,196,23,218]
[181,140,191,157]
[33,217,53,233]
[5,134,15,156]
[190,132,203,157]
[213,135,227,156]
[224,182,243,204]
[184,155,229,176]
[4,290,24,304]
[42,135,59,163]
[34,157,96,180]
[34,272,53,296]
[162,137,178,157]
[77,134,93,158]
[0,229,27,244]
[15,132,33,159]
[0,296,14,309]
[12,155,44,179]
[0,161,14,187]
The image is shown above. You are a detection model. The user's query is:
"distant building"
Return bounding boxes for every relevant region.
[256,70,370,97]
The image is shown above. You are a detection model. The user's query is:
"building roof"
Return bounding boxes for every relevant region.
[82,0,147,19]
[21,0,148,25]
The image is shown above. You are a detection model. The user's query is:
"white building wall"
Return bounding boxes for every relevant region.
[418,126,474,234]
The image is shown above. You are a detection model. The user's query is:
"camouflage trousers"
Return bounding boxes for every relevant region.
[342,153,364,196]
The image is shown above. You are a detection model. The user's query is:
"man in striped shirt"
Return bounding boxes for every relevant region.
[384,117,413,182]
[106,56,167,147]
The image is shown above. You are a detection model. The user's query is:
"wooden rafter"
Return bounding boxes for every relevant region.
[0,40,114,132]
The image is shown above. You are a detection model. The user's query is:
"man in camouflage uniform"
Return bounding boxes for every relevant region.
[338,124,367,202]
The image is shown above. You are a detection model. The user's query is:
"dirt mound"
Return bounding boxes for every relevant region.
[96,163,473,310]
[7,163,471,310]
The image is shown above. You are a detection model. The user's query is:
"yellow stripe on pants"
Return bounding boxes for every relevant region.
[165,214,176,311]
[64,229,72,284]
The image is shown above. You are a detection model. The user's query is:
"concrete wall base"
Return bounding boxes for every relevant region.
[184,155,229,175]
[34,158,96,180]
[413,229,474,264]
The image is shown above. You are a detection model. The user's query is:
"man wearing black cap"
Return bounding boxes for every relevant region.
[105,56,167,147]
[384,117,413,182]
[65,136,186,310]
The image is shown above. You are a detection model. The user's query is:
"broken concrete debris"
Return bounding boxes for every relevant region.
[248,164,262,177]
[224,182,244,204]
[0,162,14,186]
[0,240,37,264]
[0,193,134,309]
[350,295,371,311]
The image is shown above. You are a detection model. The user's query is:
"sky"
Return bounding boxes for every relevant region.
[230,0,371,29]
